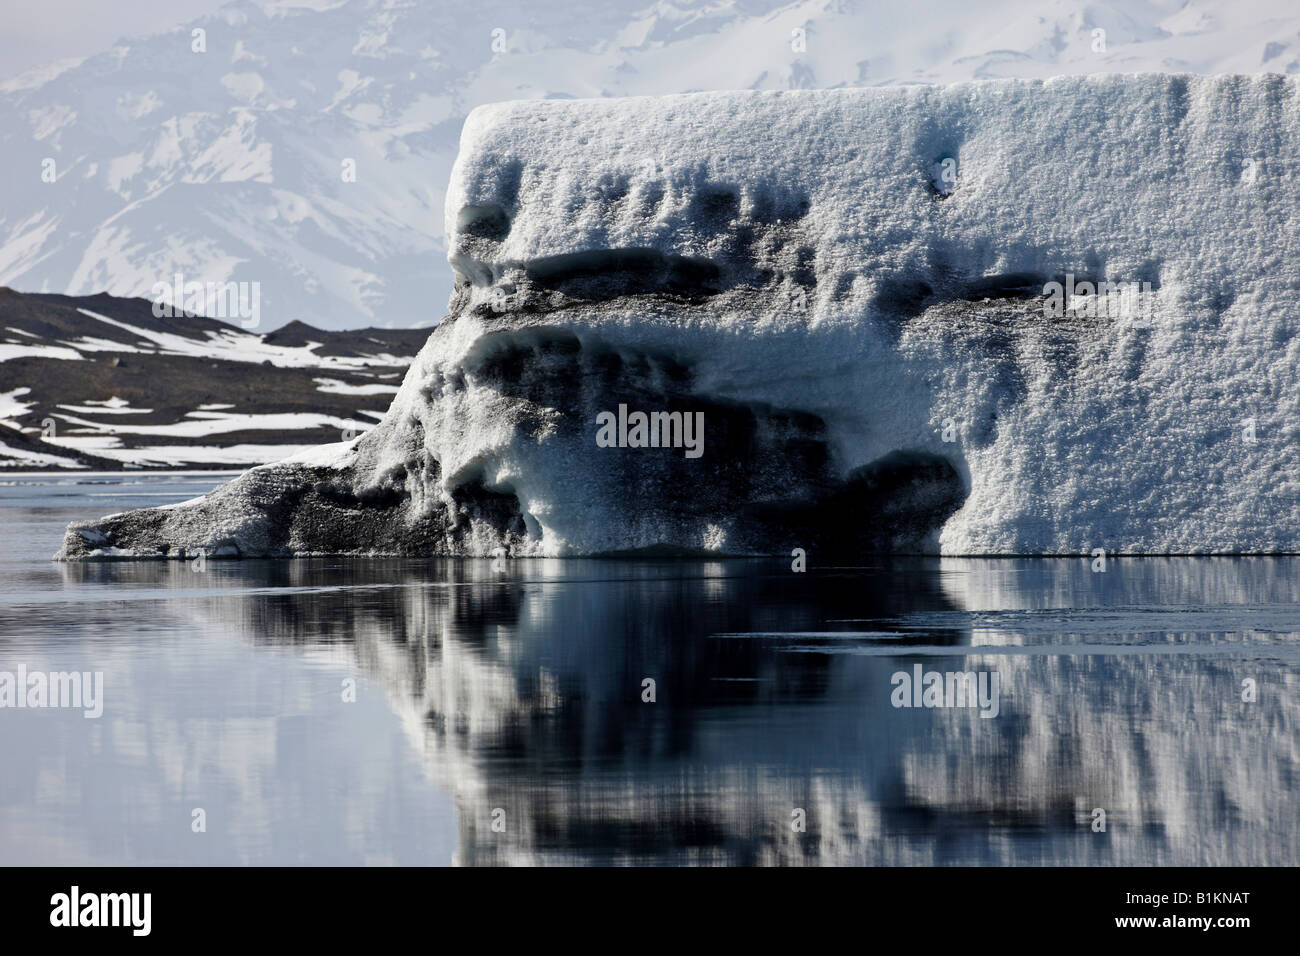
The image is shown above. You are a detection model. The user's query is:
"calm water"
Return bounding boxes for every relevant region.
[1,473,1297,866]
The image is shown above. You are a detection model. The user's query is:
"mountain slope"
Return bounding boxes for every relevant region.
[0,287,424,468]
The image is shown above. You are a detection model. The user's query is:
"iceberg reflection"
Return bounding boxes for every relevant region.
[59,556,1300,865]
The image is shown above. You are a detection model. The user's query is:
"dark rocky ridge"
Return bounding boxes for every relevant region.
[0,288,425,470]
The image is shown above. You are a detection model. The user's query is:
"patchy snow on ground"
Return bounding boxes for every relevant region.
[0,342,84,361]
[0,387,34,427]
[0,439,87,469]
[57,398,153,415]
[49,409,368,439]
[70,309,405,369]
[313,377,401,395]
[49,439,321,467]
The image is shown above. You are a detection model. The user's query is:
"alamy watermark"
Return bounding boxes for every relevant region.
[1042,273,1155,327]
[151,273,261,329]
[50,886,150,936]
[0,666,103,718]
[595,404,704,459]
[890,664,1000,718]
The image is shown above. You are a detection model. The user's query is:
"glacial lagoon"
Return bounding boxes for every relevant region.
[2,473,1297,865]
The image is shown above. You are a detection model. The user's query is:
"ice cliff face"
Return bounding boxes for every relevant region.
[58,75,1300,559]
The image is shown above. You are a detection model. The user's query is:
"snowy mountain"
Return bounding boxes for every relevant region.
[4,0,1299,330]
[0,287,425,468]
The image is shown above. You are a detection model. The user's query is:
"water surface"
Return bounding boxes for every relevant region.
[1,473,1297,865]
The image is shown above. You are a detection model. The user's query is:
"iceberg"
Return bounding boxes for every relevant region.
[57,75,1300,559]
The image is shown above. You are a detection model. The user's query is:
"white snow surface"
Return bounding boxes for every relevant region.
[68,308,402,368]
[0,387,35,427]
[51,408,366,438]
[312,377,400,395]
[423,77,1300,555]
[49,439,321,467]
[0,439,87,469]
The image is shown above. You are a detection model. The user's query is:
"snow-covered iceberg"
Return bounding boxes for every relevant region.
[58,75,1300,559]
